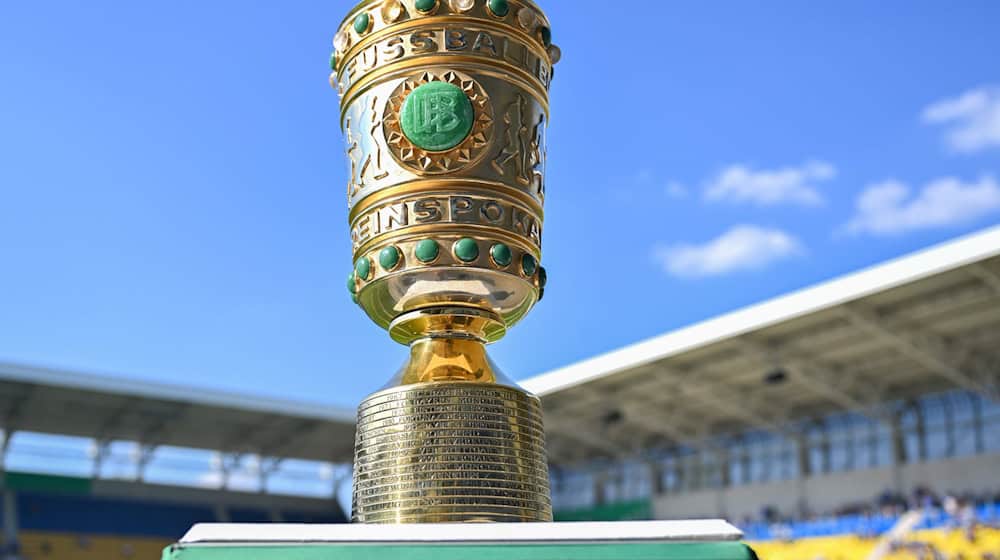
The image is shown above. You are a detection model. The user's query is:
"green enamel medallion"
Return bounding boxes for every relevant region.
[379,246,401,271]
[347,271,357,295]
[400,82,475,152]
[355,256,372,280]
[453,238,479,262]
[329,52,337,70]
[353,12,370,34]
[414,0,437,13]
[490,243,512,267]
[521,254,538,276]
[415,239,440,263]
[488,0,510,17]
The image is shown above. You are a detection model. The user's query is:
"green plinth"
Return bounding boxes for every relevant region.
[163,521,756,560]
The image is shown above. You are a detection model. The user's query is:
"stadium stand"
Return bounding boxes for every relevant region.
[529,226,1000,522]
[753,527,1000,560]
[0,225,997,560]
[532,226,1000,558]
[0,365,354,558]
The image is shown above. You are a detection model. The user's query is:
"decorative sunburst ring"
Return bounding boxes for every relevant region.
[383,70,494,175]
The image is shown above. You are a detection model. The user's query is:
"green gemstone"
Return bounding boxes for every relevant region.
[415,239,440,263]
[521,254,538,276]
[379,246,401,271]
[539,26,552,47]
[488,0,510,17]
[453,238,480,262]
[400,81,475,151]
[355,256,372,280]
[538,266,548,288]
[353,12,370,34]
[346,271,357,294]
[414,0,436,13]
[329,52,338,70]
[490,243,512,267]
[351,293,359,304]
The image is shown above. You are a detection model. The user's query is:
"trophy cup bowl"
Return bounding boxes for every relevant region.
[332,0,560,523]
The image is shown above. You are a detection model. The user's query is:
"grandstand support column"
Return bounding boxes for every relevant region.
[593,471,608,506]
[0,431,16,557]
[795,431,811,477]
[0,430,10,473]
[646,460,665,496]
[667,454,681,494]
[943,397,956,457]
[91,439,111,479]
[793,431,810,516]
[911,400,927,462]
[867,418,879,468]
[889,408,906,493]
[972,395,985,453]
[258,458,283,494]
[713,445,729,517]
[1,488,17,558]
[217,453,241,490]
[718,446,732,489]
[135,444,157,482]
[818,422,832,474]
[329,464,351,502]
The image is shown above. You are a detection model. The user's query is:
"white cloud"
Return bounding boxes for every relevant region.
[703,160,834,206]
[922,86,1000,153]
[652,225,803,278]
[842,175,1000,236]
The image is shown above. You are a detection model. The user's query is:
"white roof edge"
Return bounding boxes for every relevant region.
[0,361,356,424]
[522,225,1000,397]
[180,519,742,544]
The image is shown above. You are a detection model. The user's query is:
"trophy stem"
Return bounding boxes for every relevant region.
[351,336,553,524]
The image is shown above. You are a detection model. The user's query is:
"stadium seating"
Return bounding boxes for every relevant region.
[18,531,171,560]
[741,502,1000,541]
[17,491,217,538]
[743,500,1000,560]
[751,527,1000,560]
[0,472,347,559]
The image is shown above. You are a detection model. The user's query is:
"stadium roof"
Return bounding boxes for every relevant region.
[0,362,357,463]
[522,226,1000,464]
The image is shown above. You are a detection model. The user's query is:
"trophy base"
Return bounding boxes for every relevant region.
[169,520,755,560]
[351,337,552,523]
[352,380,552,523]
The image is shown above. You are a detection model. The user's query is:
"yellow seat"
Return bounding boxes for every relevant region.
[750,527,1000,560]
[18,531,172,560]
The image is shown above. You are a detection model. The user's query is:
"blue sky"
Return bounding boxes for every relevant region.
[2,0,999,412]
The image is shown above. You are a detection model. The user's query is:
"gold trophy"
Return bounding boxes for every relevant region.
[331,0,560,524]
